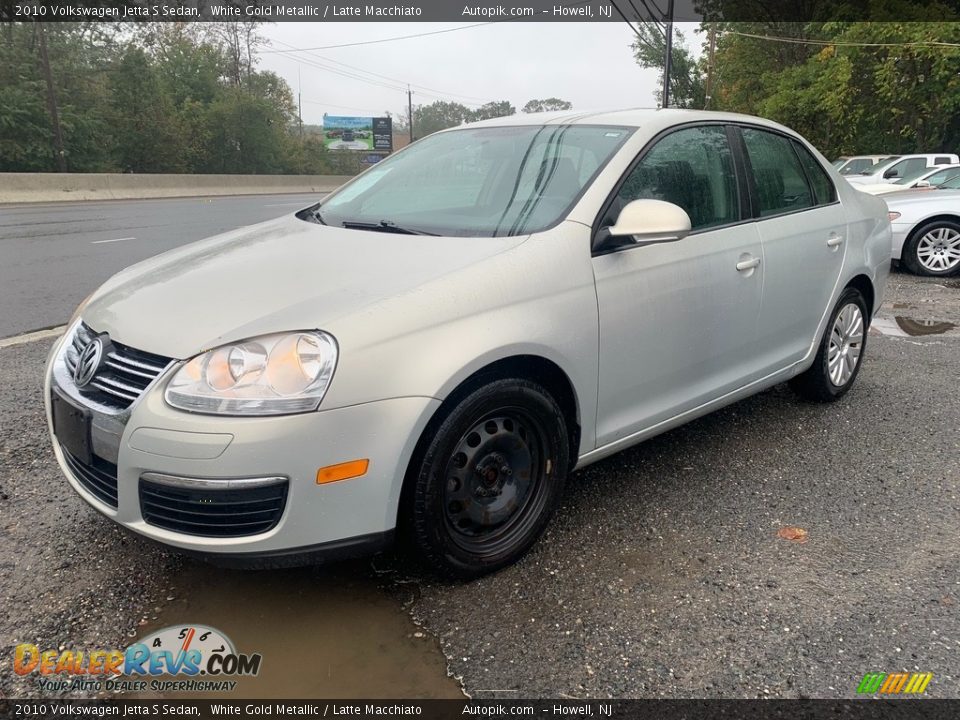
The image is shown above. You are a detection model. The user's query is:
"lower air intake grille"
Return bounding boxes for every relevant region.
[139,479,288,538]
[62,447,119,508]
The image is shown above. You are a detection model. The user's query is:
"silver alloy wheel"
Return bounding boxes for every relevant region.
[828,303,864,387]
[917,227,960,273]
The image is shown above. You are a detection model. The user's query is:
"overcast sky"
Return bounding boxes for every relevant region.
[257,22,702,125]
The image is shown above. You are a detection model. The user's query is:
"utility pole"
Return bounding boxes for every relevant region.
[37,23,67,172]
[704,25,716,110]
[407,85,414,143]
[662,0,675,109]
[297,65,303,174]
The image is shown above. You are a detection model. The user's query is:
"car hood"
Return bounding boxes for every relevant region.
[885,188,960,209]
[83,214,526,359]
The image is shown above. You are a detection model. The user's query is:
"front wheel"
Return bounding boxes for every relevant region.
[789,287,869,402]
[406,378,569,579]
[903,220,960,276]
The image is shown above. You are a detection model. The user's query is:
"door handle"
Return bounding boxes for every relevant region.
[827,234,844,247]
[736,256,761,271]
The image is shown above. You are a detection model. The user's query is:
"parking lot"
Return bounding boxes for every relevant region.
[1,197,958,700]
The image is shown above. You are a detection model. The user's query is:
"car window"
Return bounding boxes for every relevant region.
[888,158,927,179]
[792,141,836,205]
[741,128,813,216]
[615,125,739,231]
[843,158,873,175]
[319,125,631,237]
[927,168,960,186]
[935,156,952,165]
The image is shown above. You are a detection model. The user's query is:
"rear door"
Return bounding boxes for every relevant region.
[736,126,846,372]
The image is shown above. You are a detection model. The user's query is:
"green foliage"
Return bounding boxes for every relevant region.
[631,23,706,109]
[411,99,518,138]
[0,22,334,174]
[708,20,960,157]
[522,98,573,113]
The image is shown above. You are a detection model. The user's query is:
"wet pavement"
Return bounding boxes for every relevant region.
[2,268,959,699]
[133,563,463,699]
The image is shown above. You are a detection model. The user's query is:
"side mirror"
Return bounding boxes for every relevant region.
[601,199,692,250]
[884,169,900,179]
[916,180,931,188]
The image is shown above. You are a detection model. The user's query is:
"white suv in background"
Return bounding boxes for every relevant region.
[847,154,959,185]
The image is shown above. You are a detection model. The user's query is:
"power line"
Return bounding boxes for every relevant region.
[266,38,495,105]
[259,23,497,53]
[722,30,960,49]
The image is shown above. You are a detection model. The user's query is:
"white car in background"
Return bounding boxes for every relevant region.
[856,165,960,196]
[832,155,891,176]
[886,173,960,276]
[847,154,960,185]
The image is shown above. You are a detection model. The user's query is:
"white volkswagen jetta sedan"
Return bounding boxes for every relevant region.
[46,110,891,577]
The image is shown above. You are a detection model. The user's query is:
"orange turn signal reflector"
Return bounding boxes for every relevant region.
[316,459,369,485]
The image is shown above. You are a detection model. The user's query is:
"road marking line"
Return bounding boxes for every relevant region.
[0,325,67,349]
[91,237,135,244]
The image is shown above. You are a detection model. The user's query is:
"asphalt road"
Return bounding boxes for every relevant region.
[0,195,958,699]
[0,193,321,338]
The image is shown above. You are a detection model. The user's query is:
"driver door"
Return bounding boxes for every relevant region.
[592,124,765,446]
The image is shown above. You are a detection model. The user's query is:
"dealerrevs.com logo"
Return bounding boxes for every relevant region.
[856,672,933,695]
[14,625,261,693]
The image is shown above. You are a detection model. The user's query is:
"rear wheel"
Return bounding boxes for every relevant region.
[903,220,960,276]
[790,287,868,402]
[406,378,569,579]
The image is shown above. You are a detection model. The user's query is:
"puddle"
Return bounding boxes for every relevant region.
[130,561,463,699]
[871,315,958,337]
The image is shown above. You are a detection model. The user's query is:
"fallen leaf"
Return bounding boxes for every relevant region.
[777,526,809,543]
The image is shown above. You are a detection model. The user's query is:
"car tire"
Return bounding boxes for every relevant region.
[789,287,869,402]
[903,219,960,276]
[405,378,569,579]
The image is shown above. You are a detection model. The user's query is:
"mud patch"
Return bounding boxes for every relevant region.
[131,561,463,699]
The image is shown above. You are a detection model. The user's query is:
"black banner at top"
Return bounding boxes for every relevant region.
[2,0,960,22]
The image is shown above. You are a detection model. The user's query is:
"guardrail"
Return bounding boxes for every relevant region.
[0,173,354,204]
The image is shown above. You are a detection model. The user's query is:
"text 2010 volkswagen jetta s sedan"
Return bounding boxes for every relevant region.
[45,110,891,578]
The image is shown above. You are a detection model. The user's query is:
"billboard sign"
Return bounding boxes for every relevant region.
[323,115,392,152]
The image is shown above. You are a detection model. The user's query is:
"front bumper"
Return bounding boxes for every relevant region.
[891,223,911,260]
[44,328,439,562]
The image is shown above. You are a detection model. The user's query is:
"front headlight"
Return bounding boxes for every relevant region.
[164,331,338,416]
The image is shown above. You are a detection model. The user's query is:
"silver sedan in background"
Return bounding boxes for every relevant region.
[886,173,960,276]
[45,109,890,578]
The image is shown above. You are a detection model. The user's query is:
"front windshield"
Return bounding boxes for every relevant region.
[925,167,960,187]
[895,167,934,185]
[318,125,632,237]
[863,156,902,175]
[939,173,960,190]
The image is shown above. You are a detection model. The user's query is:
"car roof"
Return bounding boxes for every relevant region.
[457,108,802,137]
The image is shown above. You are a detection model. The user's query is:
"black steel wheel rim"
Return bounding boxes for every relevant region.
[442,407,551,556]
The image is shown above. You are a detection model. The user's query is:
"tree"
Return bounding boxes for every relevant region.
[468,100,515,121]
[631,23,706,109]
[109,47,184,172]
[412,100,473,136]
[522,98,573,113]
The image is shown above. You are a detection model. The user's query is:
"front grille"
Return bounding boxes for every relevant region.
[139,479,288,538]
[64,323,172,410]
[61,446,119,508]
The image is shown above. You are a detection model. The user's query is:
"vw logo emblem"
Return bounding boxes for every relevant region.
[74,337,104,388]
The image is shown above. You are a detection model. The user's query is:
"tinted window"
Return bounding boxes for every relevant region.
[935,156,952,165]
[741,128,813,216]
[616,125,739,230]
[792,141,836,205]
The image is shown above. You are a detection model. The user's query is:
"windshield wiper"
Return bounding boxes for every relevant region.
[340,220,437,236]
